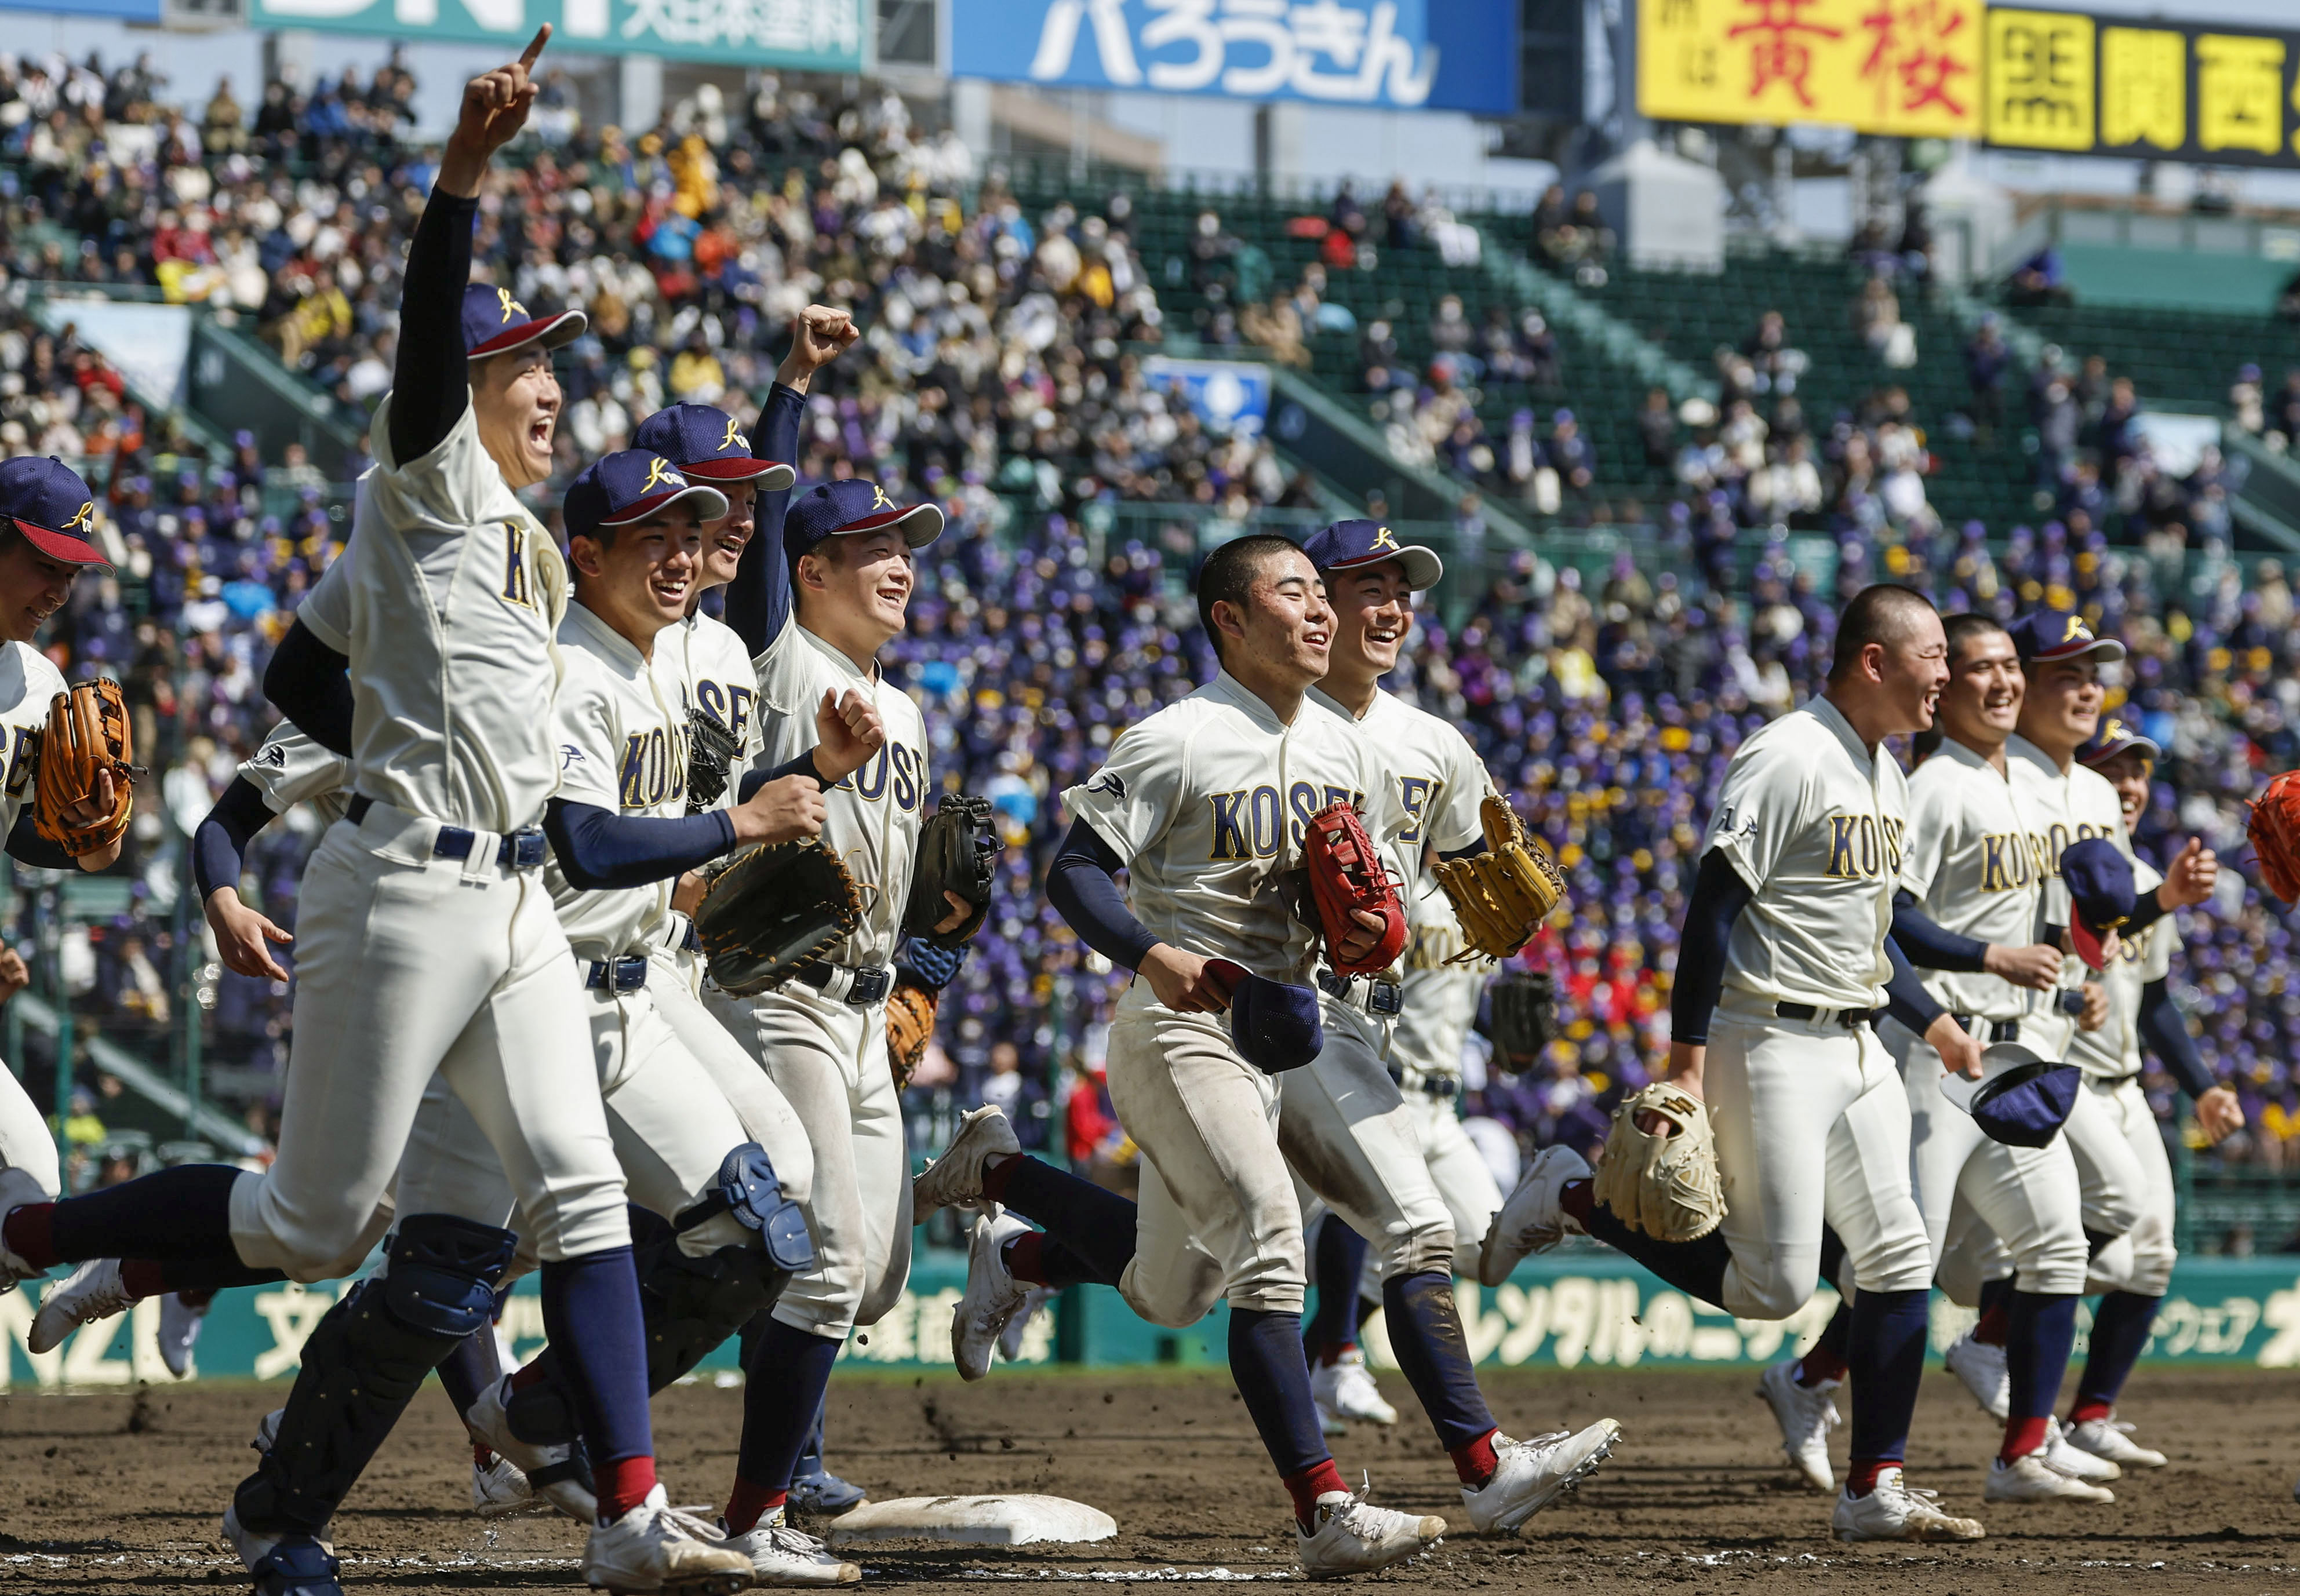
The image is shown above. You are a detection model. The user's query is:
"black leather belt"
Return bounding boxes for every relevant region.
[1387,1065,1460,1099]
[585,956,650,992]
[1953,1015,2021,1043]
[1775,1002,1878,1029]
[681,920,701,954]
[795,963,892,1006]
[1318,970,1404,1016]
[347,795,548,870]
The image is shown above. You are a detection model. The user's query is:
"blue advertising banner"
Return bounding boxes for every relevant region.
[1143,355,1271,440]
[0,0,160,16]
[245,0,867,72]
[950,0,1516,115]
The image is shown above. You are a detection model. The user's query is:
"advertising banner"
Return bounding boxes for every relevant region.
[1637,0,1984,140]
[244,0,867,73]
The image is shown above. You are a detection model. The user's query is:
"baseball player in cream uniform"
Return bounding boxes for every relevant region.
[1484,584,1992,1542]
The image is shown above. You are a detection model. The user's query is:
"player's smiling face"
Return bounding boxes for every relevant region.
[697,479,755,589]
[1226,548,1333,689]
[1329,560,1414,676]
[571,506,703,646]
[1941,628,2022,746]
[799,526,915,648]
[0,529,86,644]
[472,344,562,490]
[1879,607,1949,734]
[2095,747,2152,827]
[2022,655,2105,753]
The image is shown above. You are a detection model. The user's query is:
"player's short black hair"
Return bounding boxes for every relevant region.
[1942,611,2011,668]
[1195,533,1309,664]
[1828,583,1937,681]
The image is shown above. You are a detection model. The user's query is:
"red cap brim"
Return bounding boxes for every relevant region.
[14,519,111,567]
[470,309,588,358]
[2070,917,2112,972]
[598,483,729,528]
[680,457,798,490]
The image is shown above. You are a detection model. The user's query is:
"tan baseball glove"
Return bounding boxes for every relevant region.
[1431,794,1566,963]
[1591,1083,1726,1241]
[36,679,137,857]
[885,978,937,1089]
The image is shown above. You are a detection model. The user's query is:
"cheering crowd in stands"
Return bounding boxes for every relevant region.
[1,48,2297,1201]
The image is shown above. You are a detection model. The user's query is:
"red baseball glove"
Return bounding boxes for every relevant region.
[2250,769,2300,905]
[1304,800,1407,976]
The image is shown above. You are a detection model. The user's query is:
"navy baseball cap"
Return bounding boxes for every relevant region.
[2061,836,2135,971]
[562,450,727,544]
[785,479,944,564]
[1205,960,1324,1074]
[0,456,108,566]
[1301,519,1442,592]
[632,403,798,490]
[1940,1043,2081,1148]
[461,284,586,359]
[2009,607,2125,666]
[2079,715,2161,768]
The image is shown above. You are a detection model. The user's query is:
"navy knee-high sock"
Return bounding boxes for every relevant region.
[538,1247,656,1522]
[727,1316,843,1532]
[1381,1270,1500,1469]
[1228,1306,1345,1527]
[1304,1215,1369,1362]
[436,1328,503,1428]
[2001,1291,2077,1460]
[2073,1291,2160,1419]
[1581,1200,1733,1307]
[985,1156,1137,1284]
[1846,1287,1930,1491]
[3,1165,244,1269]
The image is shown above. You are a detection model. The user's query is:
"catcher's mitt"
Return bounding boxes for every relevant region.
[1432,795,1567,963]
[1304,800,1407,976]
[693,839,865,997]
[685,705,744,814]
[1487,970,1557,1072]
[905,794,999,948]
[1591,1083,1726,1241]
[2250,769,2300,905]
[885,978,937,1089]
[35,678,137,858]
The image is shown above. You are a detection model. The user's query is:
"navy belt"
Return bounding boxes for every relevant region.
[1387,1065,1460,1099]
[1775,1002,1877,1029]
[1318,970,1404,1016]
[681,920,701,954]
[1954,1015,2022,1044]
[795,963,892,1007]
[347,795,547,871]
[585,956,650,992]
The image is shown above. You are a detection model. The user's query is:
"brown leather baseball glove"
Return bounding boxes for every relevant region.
[35,679,137,858]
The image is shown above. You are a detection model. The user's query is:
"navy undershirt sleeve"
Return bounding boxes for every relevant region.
[1883,934,1946,1036]
[5,811,78,872]
[735,749,832,803]
[388,191,478,466]
[1890,890,1990,972]
[263,620,355,757]
[1669,848,1751,1047]
[2139,976,2217,1099]
[1047,817,1160,973]
[192,778,275,899]
[725,381,807,657]
[2123,891,2170,938]
[544,799,735,892]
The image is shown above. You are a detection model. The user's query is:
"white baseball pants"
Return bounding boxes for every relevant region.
[0,1063,59,1197]
[2073,1076,2177,1297]
[228,815,630,1279]
[1705,1005,1934,1319]
[708,981,909,1340]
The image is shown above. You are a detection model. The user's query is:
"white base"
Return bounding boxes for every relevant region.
[826,1494,1118,1547]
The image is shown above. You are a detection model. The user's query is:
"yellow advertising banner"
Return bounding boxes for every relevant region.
[1637,0,1984,138]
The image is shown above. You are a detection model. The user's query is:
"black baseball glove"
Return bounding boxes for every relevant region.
[694,839,865,997]
[903,794,999,949]
[685,705,744,814]
[1487,970,1558,1073]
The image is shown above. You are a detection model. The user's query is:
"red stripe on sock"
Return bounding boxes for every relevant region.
[1974,1305,2008,1346]
[119,1258,165,1300]
[723,1477,786,1537]
[1845,1457,1901,1496]
[594,1455,657,1524]
[979,1153,1020,1204]
[1,1202,56,1271]
[1796,1345,1847,1386]
[2068,1398,2113,1427]
[2000,1415,2050,1463]
[1283,1459,1349,1530]
[1004,1231,1047,1285]
[1313,1341,1355,1368]
[1559,1179,1593,1224]
[1450,1427,1500,1488]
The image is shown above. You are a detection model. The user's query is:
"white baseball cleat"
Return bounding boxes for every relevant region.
[472,1448,538,1517]
[581,1484,754,1595]
[952,1209,1031,1381]
[158,1291,209,1378]
[1310,1348,1397,1434]
[911,1105,1021,1218]
[1461,1420,1622,1534]
[2065,1416,2166,1470]
[1830,1469,1985,1542]
[1295,1480,1446,1577]
[998,1283,1056,1363]
[1984,1452,2115,1504]
[718,1506,862,1586]
[29,1258,135,1353]
[2042,1417,2121,1482]
[1943,1330,2011,1420]
[1756,1358,1840,1492]
[469,1374,599,1522]
[0,1165,49,1292]
[1477,1146,1590,1287]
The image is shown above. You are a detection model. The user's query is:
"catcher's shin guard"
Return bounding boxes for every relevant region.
[510,1145,811,1444]
[232,1215,517,1536]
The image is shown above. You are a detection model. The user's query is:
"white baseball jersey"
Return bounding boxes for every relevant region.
[547,602,694,963]
[1063,672,1390,985]
[2068,858,2174,1081]
[0,642,67,835]
[239,723,353,826]
[670,607,765,807]
[751,621,928,968]
[1388,884,1488,1079]
[299,396,568,833]
[1898,736,2048,1023]
[1306,684,1489,899]
[2007,734,2131,1022]
[1704,694,1908,1011]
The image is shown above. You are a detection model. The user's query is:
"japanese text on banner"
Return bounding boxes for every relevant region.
[1637,0,1980,137]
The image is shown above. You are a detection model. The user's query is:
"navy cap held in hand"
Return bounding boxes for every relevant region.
[2061,836,2135,971]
